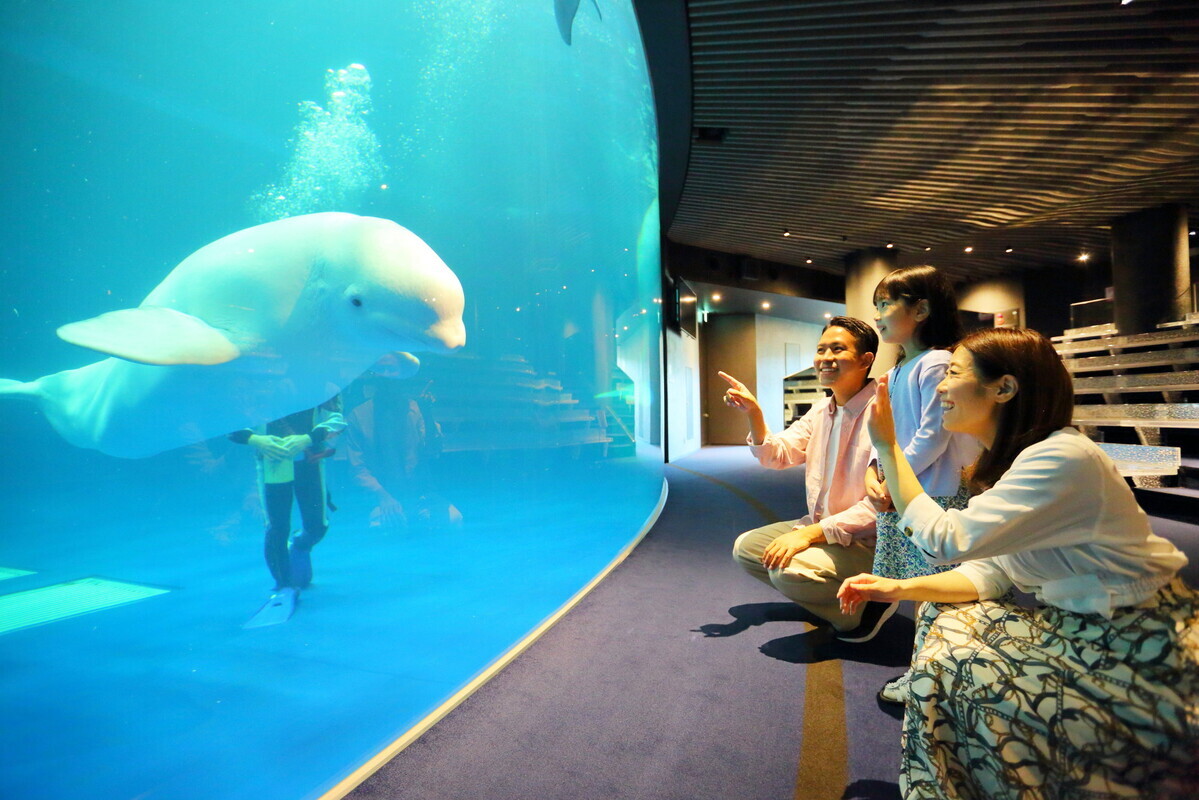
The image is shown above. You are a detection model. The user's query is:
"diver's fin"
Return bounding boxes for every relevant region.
[243,587,298,629]
[57,306,241,366]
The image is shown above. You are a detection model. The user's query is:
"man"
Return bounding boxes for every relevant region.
[720,316,894,642]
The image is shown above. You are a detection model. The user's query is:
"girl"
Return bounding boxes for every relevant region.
[839,328,1197,799]
[867,266,979,697]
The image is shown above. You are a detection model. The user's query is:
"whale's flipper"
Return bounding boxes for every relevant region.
[0,378,40,400]
[555,0,601,45]
[57,307,241,366]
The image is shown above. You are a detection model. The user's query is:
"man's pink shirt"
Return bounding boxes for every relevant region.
[747,379,878,546]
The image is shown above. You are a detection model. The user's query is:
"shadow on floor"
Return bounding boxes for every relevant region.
[692,601,824,637]
[842,778,902,800]
[758,612,915,667]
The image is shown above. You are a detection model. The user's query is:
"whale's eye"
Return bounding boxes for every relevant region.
[351,297,363,307]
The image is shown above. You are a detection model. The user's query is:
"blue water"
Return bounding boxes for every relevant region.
[0,2,662,798]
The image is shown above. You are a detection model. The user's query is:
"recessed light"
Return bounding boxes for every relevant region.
[924,246,931,252]
[782,230,791,237]
[823,312,832,319]
[964,246,974,253]
[761,301,771,310]
[805,258,813,264]
[712,293,722,302]
[1005,248,1013,254]
[885,242,894,249]
[1078,253,1090,263]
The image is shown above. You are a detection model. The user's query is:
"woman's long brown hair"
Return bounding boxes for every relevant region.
[960,328,1075,493]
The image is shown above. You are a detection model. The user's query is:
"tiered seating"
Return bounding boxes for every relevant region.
[1053,318,1198,511]
[419,354,618,456]
[782,367,825,425]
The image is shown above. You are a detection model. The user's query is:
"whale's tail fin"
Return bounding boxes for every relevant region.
[0,378,41,402]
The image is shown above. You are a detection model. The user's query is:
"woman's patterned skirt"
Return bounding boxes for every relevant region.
[901,578,1199,800]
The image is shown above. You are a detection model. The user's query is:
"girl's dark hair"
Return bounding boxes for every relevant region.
[873,265,964,359]
[960,327,1074,493]
[824,316,879,357]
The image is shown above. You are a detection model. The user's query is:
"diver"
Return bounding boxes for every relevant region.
[231,395,345,625]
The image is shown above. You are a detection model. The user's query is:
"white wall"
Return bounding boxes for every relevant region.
[665,326,702,460]
[754,315,825,434]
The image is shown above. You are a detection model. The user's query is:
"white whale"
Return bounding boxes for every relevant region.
[0,212,466,458]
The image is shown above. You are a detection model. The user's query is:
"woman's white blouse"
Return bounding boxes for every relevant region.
[899,428,1188,617]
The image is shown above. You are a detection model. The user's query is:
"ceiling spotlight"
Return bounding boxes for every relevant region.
[1005,248,1013,254]
[782,230,791,237]
[1078,253,1091,263]
[711,293,722,302]
[1190,230,1196,236]
[924,246,932,252]
[885,242,894,249]
[761,301,771,310]
[805,258,813,264]
[964,246,974,253]
[823,312,832,319]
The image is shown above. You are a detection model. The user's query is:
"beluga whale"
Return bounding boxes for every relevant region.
[0,212,466,458]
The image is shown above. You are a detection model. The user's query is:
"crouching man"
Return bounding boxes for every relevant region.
[721,316,894,643]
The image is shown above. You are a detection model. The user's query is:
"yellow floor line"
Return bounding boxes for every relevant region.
[672,463,850,799]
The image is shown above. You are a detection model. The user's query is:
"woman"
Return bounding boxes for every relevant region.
[837,327,1198,799]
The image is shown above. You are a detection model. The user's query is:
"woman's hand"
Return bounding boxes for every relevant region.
[718,371,761,415]
[866,375,897,450]
[837,573,903,616]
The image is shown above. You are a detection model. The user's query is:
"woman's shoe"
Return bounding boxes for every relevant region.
[877,671,911,706]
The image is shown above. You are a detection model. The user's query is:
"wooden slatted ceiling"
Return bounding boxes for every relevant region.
[670,0,1199,281]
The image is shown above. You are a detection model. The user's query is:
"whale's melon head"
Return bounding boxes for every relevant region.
[338,220,466,355]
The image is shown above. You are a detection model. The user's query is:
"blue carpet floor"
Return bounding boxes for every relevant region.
[351,445,1199,800]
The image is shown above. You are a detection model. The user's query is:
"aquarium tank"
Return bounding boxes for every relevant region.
[0,2,662,798]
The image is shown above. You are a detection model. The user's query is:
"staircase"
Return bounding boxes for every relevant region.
[1054,312,1199,519]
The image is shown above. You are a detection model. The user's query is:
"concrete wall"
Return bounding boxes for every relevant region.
[844,249,899,378]
[958,277,1025,329]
